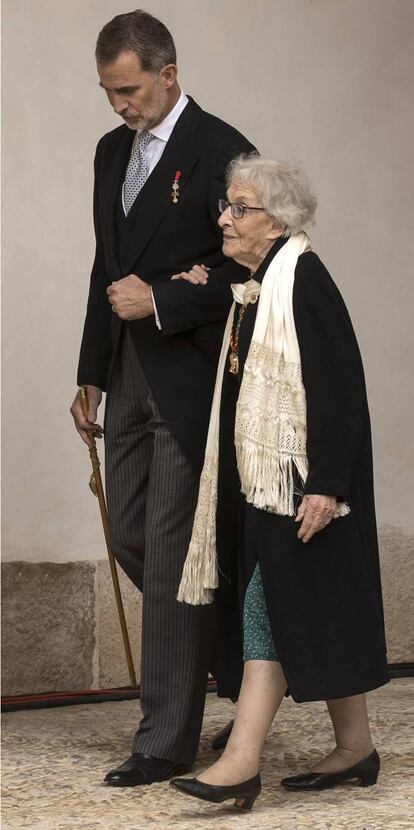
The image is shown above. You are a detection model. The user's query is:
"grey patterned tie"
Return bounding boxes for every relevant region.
[123,130,152,216]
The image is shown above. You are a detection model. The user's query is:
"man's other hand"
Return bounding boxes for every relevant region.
[70,385,103,447]
[107,274,154,320]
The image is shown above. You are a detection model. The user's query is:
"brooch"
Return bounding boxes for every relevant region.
[171,170,182,203]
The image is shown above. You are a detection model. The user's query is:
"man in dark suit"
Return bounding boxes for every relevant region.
[70,9,255,786]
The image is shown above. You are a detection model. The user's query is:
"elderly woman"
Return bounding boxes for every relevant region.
[170,156,389,810]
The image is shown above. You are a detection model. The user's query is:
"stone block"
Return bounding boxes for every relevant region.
[95,560,142,688]
[1,561,96,696]
[379,526,414,662]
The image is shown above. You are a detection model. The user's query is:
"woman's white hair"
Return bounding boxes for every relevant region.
[226,154,317,237]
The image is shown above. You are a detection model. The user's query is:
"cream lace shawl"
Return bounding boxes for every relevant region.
[178,232,349,605]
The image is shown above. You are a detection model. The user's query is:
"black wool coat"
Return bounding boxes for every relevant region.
[77,97,255,473]
[214,238,389,702]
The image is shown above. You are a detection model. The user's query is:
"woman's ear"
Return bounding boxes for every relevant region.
[268,222,286,240]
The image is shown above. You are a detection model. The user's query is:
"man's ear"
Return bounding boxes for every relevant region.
[160,63,178,89]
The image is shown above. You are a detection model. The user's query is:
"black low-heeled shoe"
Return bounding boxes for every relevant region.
[104,753,191,786]
[281,749,380,791]
[170,772,261,810]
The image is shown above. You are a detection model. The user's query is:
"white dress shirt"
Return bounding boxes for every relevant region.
[122,90,189,211]
[122,90,189,327]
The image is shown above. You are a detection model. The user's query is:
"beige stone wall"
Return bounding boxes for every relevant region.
[2,1,414,691]
[2,528,413,695]
[2,561,142,695]
[377,528,414,663]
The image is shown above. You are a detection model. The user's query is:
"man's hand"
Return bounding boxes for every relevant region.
[70,385,103,447]
[295,494,337,543]
[107,274,154,320]
[171,264,210,285]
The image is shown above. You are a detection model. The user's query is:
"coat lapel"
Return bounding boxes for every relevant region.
[122,98,202,275]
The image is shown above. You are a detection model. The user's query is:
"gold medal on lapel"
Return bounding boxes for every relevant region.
[171,170,182,204]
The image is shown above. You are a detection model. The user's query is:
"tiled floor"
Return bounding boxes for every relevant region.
[2,679,413,830]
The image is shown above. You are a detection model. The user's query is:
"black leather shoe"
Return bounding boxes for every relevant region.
[104,753,191,786]
[170,773,261,810]
[281,749,380,791]
[211,719,234,751]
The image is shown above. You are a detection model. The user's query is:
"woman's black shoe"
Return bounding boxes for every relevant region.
[281,749,380,791]
[170,772,261,809]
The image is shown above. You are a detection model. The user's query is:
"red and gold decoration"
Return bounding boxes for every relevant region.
[229,305,248,374]
[171,170,182,204]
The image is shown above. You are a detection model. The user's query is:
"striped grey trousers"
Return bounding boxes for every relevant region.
[104,329,213,764]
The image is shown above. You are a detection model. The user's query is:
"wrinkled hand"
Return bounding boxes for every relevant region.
[295,494,337,543]
[70,385,103,448]
[107,274,154,320]
[171,264,210,285]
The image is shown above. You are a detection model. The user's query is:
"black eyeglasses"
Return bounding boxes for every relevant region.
[218,198,265,219]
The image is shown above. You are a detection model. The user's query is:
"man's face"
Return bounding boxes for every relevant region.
[97,51,171,131]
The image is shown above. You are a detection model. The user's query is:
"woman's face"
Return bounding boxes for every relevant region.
[218,181,284,271]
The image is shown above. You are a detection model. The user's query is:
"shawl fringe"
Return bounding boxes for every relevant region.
[236,438,308,515]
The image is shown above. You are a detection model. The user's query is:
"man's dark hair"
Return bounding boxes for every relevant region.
[96,9,176,71]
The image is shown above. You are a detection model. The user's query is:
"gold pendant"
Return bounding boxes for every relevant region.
[229,352,239,374]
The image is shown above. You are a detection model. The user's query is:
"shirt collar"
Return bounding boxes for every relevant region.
[149,90,189,143]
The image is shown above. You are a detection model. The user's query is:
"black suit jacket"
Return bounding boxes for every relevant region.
[77,97,256,471]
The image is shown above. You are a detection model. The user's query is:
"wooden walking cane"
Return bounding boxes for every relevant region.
[79,386,138,689]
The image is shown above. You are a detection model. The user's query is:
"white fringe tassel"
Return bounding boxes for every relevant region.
[177,456,219,606]
[235,437,307,515]
[236,436,350,518]
[176,535,216,605]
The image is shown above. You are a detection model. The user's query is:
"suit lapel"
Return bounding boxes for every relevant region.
[122,98,202,275]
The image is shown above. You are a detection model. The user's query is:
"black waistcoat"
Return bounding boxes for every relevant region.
[115,184,134,274]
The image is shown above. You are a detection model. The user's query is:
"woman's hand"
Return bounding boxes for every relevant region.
[295,494,337,543]
[171,264,210,285]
